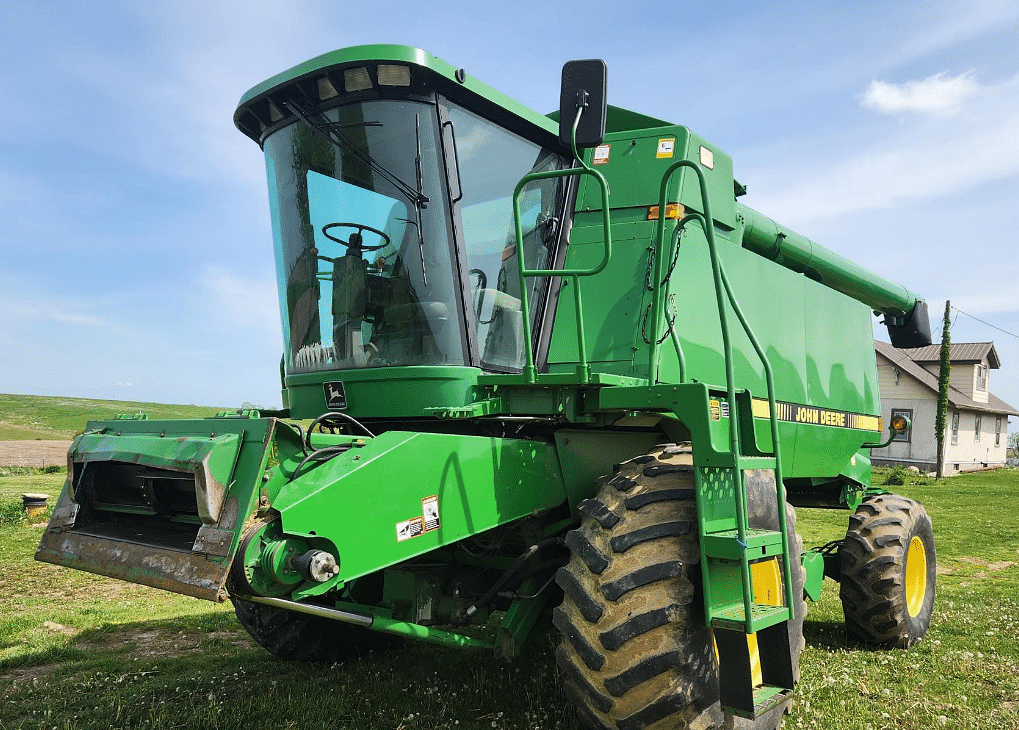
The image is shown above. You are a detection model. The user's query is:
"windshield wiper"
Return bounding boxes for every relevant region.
[283,100,429,210]
[413,113,427,285]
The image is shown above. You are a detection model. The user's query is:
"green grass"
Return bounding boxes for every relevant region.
[0,394,230,440]
[2,470,1018,729]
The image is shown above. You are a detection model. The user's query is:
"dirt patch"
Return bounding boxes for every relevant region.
[42,621,80,637]
[75,627,249,660]
[2,664,57,692]
[958,557,1016,571]
[0,441,73,468]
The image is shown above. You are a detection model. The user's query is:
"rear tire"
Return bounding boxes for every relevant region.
[232,596,390,662]
[554,445,805,730]
[839,493,936,648]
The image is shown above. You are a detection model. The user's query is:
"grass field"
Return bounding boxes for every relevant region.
[0,394,228,440]
[1,467,1017,730]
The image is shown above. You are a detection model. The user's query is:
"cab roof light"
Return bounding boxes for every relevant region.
[317,76,339,100]
[344,67,373,92]
[378,65,411,87]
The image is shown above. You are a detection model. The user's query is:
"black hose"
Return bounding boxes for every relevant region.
[287,444,353,483]
[306,412,375,450]
[463,537,564,617]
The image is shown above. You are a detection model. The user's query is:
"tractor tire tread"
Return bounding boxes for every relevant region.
[838,493,936,648]
[555,444,804,730]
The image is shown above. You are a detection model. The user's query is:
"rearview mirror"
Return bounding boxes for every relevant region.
[559,59,607,149]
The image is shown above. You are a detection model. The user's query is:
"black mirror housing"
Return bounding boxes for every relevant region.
[559,59,607,149]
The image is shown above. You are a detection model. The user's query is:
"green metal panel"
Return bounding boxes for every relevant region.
[545,221,657,368]
[738,204,920,317]
[801,550,825,602]
[285,366,480,420]
[273,431,567,584]
[574,127,734,231]
[235,44,557,144]
[577,128,690,211]
[552,164,882,481]
[679,130,737,231]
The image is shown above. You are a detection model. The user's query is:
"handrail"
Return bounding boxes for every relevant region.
[511,107,612,384]
[650,160,794,626]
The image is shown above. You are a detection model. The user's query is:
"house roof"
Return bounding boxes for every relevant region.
[899,341,1000,369]
[874,340,1019,416]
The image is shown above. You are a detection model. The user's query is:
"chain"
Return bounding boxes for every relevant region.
[641,293,679,345]
[644,222,686,292]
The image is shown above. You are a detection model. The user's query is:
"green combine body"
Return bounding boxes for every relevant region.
[38,46,937,729]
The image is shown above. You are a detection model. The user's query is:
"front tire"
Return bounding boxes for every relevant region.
[554,445,805,730]
[839,493,936,648]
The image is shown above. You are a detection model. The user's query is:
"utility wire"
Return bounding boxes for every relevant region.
[952,306,1019,340]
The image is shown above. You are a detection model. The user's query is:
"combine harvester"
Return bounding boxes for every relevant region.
[39,46,936,729]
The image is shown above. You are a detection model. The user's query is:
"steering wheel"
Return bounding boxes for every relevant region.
[321,222,391,252]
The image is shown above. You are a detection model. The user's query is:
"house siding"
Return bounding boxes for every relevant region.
[872,395,938,468]
[921,360,991,404]
[944,409,1009,472]
[873,359,938,467]
[877,361,930,400]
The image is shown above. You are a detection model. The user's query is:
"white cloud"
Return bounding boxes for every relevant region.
[749,72,1019,224]
[862,72,980,116]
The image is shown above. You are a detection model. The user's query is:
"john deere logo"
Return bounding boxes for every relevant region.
[323,381,347,410]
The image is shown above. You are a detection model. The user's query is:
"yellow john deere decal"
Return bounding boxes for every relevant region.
[750,398,881,432]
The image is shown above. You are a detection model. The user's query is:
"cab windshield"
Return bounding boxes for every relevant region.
[264,97,566,374]
[266,99,460,372]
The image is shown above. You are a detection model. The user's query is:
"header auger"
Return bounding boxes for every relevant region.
[38,45,935,729]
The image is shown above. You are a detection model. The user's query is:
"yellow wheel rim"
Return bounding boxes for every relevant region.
[905,535,927,617]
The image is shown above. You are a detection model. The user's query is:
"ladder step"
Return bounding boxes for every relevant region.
[736,455,776,470]
[723,685,794,720]
[702,528,784,561]
[711,603,790,633]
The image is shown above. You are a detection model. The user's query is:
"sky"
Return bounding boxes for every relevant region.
[2,0,1019,418]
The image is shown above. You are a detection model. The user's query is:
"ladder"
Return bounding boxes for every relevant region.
[650,161,797,719]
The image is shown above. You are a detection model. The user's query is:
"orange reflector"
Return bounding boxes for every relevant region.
[647,203,685,220]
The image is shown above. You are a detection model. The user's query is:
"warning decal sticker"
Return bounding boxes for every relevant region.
[656,138,675,159]
[396,517,424,542]
[592,144,611,165]
[422,495,440,532]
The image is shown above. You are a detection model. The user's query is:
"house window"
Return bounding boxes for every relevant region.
[996,416,1002,446]
[977,365,987,390]
[975,414,981,442]
[891,409,912,442]
[951,412,959,445]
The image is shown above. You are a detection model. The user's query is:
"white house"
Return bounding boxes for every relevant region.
[872,340,1018,473]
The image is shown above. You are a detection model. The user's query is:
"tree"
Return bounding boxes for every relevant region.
[1008,431,1019,459]
[935,300,951,479]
